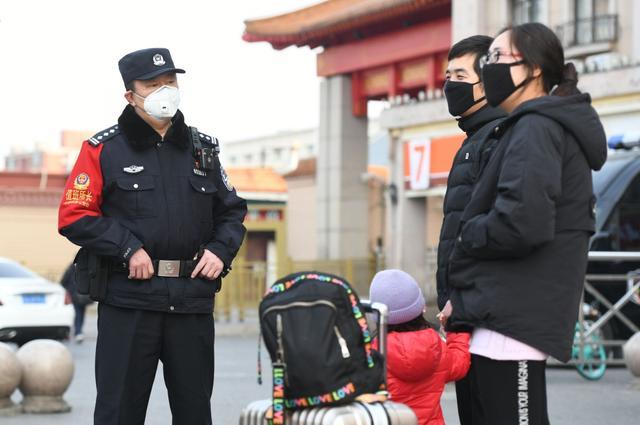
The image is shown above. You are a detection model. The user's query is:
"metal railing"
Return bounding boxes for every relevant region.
[555,14,618,48]
[570,251,640,368]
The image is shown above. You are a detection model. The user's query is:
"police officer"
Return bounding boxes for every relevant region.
[58,48,247,425]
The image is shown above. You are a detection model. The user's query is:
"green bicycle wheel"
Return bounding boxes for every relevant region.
[572,321,607,381]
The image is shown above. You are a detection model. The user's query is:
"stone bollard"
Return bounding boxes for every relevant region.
[16,340,74,413]
[623,332,640,377]
[0,342,22,416]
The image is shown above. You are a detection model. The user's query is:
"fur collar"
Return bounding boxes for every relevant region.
[117,105,190,150]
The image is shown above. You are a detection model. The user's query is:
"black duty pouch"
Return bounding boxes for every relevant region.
[75,248,110,302]
[88,253,110,302]
[73,248,90,295]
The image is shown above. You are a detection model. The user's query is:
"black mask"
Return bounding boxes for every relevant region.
[481,60,532,107]
[443,80,485,117]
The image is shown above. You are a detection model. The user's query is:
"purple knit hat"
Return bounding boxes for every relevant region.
[369,269,425,325]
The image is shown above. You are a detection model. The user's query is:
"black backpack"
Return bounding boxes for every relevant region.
[259,271,385,423]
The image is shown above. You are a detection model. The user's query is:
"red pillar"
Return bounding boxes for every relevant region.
[351,71,367,117]
[425,55,437,92]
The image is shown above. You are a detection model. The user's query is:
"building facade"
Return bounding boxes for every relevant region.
[283,158,389,262]
[4,130,90,174]
[220,128,318,173]
[221,121,386,173]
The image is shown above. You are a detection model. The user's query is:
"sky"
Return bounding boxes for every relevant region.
[0,0,327,163]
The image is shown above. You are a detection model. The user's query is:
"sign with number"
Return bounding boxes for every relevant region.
[405,139,431,190]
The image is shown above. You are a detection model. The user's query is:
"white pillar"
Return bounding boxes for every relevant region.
[386,135,427,281]
[452,0,510,42]
[452,0,484,42]
[317,75,369,259]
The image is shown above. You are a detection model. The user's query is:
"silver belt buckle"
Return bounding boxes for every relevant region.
[157,260,180,278]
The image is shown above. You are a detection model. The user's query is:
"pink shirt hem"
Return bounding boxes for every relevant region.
[469,328,548,361]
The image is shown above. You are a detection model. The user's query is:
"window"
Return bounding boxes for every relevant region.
[512,0,541,24]
[576,0,609,20]
[556,0,616,48]
[259,149,267,167]
[575,0,609,44]
[603,173,640,252]
[575,0,611,44]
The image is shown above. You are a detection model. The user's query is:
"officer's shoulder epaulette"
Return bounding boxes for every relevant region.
[88,124,120,147]
[197,130,220,153]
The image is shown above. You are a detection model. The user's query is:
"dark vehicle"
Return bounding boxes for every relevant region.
[588,137,640,350]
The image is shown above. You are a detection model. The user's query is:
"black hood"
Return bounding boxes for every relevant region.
[117,105,190,150]
[509,94,607,170]
[457,104,506,136]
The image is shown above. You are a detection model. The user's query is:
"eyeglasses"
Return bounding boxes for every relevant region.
[479,50,523,68]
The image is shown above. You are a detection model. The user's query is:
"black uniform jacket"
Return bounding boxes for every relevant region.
[446,94,607,362]
[436,105,506,310]
[58,106,247,314]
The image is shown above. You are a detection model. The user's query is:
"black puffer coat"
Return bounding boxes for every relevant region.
[447,94,607,362]
[436,105,505,310]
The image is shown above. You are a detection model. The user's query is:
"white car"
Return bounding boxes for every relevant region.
[0,257,74,345]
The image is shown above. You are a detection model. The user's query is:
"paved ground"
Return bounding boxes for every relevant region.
[3,312,639,424]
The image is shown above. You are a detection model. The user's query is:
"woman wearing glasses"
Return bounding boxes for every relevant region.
[443,23,607,424]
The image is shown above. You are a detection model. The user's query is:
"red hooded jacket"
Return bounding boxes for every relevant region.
[386,330,470,425]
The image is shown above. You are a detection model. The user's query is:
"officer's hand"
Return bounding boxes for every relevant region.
[191,249,223,280]
[128,248,154,280]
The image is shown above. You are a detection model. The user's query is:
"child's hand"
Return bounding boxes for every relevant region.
[356,393,389,403]
[437,300,453,326]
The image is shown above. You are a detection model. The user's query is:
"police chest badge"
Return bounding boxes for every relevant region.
[220,165,233,191]
[123,165,144,174]
[73,173,90,190]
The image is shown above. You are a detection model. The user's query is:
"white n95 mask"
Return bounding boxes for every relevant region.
[134,85,180,120]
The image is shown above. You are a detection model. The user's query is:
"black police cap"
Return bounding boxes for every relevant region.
[118,48,185,86]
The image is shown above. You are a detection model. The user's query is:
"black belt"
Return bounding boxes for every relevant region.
[153,259,198,278]
[111,259,197,278]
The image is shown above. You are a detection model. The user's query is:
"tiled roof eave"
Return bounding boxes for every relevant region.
[243,0,446,49]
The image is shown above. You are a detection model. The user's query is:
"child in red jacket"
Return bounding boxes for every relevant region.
[370,269,470,425]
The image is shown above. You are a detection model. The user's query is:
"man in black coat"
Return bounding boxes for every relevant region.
[436,35,506,425]
[58,48,247,425]
[437,36,505,312]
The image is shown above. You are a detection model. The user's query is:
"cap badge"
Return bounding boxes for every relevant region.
[153,54,165,66]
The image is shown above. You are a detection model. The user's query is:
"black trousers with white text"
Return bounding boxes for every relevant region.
[467,354,550,425]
